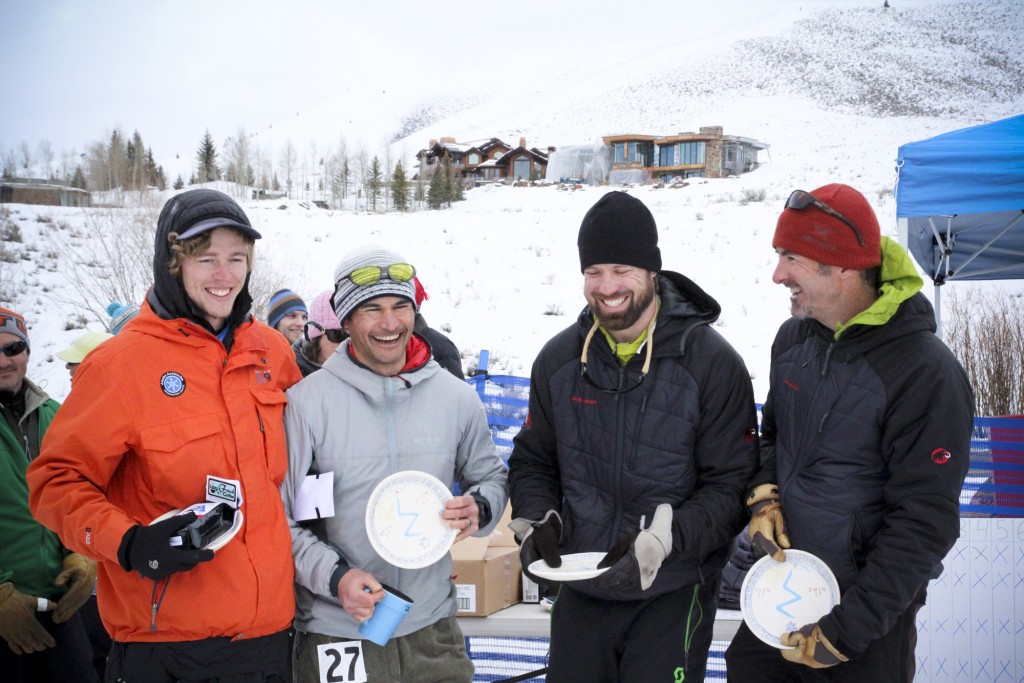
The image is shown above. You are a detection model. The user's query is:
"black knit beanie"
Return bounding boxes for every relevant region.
[577,191,661,272]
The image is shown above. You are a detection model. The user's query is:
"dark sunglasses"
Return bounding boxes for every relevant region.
[0,340,28,357]
[304,321,346,344]
[785,190,865,247]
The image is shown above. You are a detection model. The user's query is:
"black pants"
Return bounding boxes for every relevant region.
[0,610,99,683]
[104,628,292,683]
[724,587,925,682]
[547,574,721,683]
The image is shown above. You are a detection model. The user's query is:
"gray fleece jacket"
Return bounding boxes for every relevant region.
[281,339,508,639]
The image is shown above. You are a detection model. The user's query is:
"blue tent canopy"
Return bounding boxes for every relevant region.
[896,114,1024,288]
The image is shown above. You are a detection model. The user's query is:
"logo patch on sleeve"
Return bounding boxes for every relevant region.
[160,371,186,397]
[931,447,952,465]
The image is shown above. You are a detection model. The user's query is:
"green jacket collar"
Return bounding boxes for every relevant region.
[835,236,923,339]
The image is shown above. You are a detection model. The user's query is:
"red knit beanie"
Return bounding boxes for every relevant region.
[773,184,881,269]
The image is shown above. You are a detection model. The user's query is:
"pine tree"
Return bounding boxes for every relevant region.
[427,168,445,210]
[391,161,410,212]
[272,173,281,192]
[173,174,185,190]
[368,156,383,211]
[71,165,88,190]
[196,130,220,183]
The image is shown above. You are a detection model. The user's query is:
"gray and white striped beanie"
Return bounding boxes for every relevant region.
[332,245,418,324]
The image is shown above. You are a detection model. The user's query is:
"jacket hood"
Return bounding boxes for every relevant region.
[836,236,924,337]
[147,192,255,342]
[575,269,721,358]
[322,337,440,401]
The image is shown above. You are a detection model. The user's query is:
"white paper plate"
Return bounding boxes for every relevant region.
[740,549,840,649]
[150,505,243,552]
[365,471,456,569]
[528,551,609,582]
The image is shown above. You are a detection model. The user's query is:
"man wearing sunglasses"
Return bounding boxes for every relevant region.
[725,184,973,681]
[281,245,508,682]
[0,308,99,682]
[508,191,760,682]
[27,189,302,682]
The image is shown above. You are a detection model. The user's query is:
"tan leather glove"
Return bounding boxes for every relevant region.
[781,622,848,668]
[746,483,790,562]
[52,553,97,624]
[0,582,56,654]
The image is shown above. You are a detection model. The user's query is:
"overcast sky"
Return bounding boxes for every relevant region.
[2,0,921,169]
[1,0,654,162]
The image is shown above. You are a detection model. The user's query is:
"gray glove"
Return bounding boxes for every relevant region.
[596,503,674,591]
[509,510,562,584]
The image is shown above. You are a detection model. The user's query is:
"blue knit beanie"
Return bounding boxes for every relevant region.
[106,301,141,335]
[267,289,308,329]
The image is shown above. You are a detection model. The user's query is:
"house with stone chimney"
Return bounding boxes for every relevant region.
[602,126,768,184]
[415,136,552,184]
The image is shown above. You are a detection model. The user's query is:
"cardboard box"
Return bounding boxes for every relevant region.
[451,503,522,616]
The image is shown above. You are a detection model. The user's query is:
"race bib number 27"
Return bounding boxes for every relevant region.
[316,640,367,683]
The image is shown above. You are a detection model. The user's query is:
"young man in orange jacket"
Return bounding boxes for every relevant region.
[28,189,302,681]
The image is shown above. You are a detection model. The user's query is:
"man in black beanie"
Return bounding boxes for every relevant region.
[509,191,759,682]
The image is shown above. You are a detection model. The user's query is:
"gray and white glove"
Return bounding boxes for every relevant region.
[595,503,674,591]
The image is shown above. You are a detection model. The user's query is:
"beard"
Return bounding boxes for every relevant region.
[590,278,657,332]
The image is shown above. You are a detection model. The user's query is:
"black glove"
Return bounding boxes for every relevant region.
[595,503,673,591]
[118,512,215,581]
[508,510,562,584]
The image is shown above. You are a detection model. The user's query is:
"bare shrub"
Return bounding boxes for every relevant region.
[739,188,768,205]
[945,288,1024,416]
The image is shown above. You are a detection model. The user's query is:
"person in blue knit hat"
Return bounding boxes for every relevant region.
[266,289,308,344]
[105,302,140,335]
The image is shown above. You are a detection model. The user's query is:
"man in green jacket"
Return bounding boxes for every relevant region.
[0,307,98,682]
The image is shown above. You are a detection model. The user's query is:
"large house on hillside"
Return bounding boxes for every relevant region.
[0,178,91,207]
[602,126,768,184]
[415,137,552,184]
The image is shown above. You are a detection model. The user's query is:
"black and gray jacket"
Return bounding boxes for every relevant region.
[508,271,759,602]
[754,239,973,658]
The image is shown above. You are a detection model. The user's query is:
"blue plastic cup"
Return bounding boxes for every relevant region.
[358,584,414,646]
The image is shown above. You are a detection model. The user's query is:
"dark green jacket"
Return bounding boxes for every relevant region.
[0,378,65,598]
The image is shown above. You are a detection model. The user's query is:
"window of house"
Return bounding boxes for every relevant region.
[659,146,674,167]
[614,143,625,163]
[513,157,531,180]
[468,153,480,165]
[678,142,706,166]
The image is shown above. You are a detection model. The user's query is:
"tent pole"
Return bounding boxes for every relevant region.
[934,284,942,338]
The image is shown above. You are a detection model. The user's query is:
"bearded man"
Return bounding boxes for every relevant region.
[508,191,759,682]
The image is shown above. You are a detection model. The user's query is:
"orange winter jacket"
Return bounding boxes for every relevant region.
[27,303,302,642]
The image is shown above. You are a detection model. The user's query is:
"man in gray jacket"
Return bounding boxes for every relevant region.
[281,245,508,683]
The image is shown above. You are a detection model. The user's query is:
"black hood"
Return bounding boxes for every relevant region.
[574,269,721,357]
[147,189,256,341]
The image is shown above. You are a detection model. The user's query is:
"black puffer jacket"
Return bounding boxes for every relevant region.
[509,271,759,601]
[754,261,973,657]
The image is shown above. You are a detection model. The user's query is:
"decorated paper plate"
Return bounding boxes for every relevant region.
[150,505,243,552]
[528,551,609,582]
[740,549,840,649]
[365,471,456,569]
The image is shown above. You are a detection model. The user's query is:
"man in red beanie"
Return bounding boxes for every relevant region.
[509,191,759,682]
[725,184,974,681]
